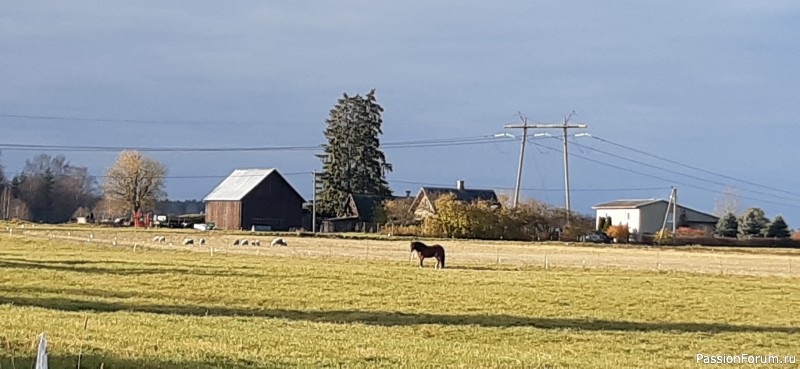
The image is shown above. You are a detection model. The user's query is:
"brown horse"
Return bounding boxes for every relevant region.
[410,241,446,269]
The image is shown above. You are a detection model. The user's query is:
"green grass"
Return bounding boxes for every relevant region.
[0,236,798,368]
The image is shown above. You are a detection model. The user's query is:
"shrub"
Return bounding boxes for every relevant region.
[654,228,672,245]
[379,225,423,237]
[738,208,769,238]
[765,215,790,238]
[675,227,708,238]
[606,225,630,243]
[715,212,738,238]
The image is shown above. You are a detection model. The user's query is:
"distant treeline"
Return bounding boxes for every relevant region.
[0,154,99,223]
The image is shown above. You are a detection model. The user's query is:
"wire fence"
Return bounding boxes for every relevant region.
[5,227,799,278]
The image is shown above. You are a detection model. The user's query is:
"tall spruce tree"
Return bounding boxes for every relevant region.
[715,212,738,237]
[317,90,392,216]
[765,215,790,238]
[738,208,769,238]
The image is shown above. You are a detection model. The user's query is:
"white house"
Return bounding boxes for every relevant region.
[592,199,718,240]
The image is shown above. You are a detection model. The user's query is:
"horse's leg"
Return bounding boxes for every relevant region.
[419,257,424,268]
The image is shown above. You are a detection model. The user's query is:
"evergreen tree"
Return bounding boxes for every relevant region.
[715,212,738,237]
[738,208,769,238]
[765,215,790,238]
[317,90,392,216]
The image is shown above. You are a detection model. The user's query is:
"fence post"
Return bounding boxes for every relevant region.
[656,251,661,271]
[544,252,549,270]
[495,245,499,264]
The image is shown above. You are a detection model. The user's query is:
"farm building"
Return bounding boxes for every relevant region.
[321,194,395,233]
[409,180,499,220]
[592,199,719,240]
[203,168,305,231]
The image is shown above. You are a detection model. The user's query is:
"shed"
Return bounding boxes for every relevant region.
[321,194,394,233]
[203,168,305,231]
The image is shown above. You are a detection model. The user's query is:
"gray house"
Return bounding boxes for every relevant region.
[593,199,718,240]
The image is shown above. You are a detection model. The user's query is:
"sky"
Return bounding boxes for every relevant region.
[2,1,800,225]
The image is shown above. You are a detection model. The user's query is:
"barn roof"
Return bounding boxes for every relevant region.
[592,199,661,209]
[593,198,719,222]
[203,168,280,201]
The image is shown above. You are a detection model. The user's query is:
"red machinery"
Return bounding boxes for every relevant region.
[134,212,153,228]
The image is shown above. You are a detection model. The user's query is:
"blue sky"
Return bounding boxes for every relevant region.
[2,1,799,225]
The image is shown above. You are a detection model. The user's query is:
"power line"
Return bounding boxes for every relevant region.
[589,135,800,198]
[0,112,514,126]
[387,179,667,192]
[532,141,800,210]
[0,135,516,153]
[565,138,800,203]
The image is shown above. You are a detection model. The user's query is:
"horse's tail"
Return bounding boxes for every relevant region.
[440,247,446,268]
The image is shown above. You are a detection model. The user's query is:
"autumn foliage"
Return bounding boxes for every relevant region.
[605,225,630,243]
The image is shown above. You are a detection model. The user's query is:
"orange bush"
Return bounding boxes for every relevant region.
[675,227,708,238]
[605,225,630,243]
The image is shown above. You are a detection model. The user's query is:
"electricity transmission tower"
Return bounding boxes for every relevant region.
[504,111,587,225]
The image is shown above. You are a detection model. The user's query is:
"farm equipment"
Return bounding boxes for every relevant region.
[153,213,205,228]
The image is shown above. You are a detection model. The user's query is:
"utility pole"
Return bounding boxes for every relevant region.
[560,111,581,225]
[672,187,678,234]
[504,115,529,208]
[505,111,587,222]
[503,111,588,214]
[311,170,317,233]
[660,186,678,234]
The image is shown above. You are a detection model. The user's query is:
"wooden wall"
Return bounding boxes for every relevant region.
[205,201,241,230]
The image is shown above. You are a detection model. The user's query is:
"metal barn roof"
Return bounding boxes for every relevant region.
[203,168,276,201]
[592,199,661,209]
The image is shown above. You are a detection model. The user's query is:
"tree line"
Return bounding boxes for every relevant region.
[0,150,167,223]
[0,154,99,222]
[715,208,791,238]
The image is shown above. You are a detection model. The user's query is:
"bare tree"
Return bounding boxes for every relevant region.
[102,150,167,217]
[713,187,741,216]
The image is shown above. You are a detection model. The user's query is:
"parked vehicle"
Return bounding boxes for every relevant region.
[583,231,611,243]
[153,213,205,228]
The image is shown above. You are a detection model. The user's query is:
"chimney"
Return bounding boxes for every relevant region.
[456,180,465,191]
[405,190,411,198]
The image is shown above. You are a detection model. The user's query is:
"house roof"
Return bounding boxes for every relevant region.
[410,186,499,214]
[203,168,286,201]
[592,199,661,209]
[421,187,499,203]
[342,194,407,222]
[347,194,391,221]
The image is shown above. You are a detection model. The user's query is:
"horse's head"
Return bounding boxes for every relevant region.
[410,241,421,251]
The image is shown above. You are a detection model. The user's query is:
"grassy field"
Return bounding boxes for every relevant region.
[11,224,800,277]
[1,234,799,368]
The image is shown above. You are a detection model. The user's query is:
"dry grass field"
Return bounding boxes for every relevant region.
[11,224,800,277]
[1,225,799,368]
